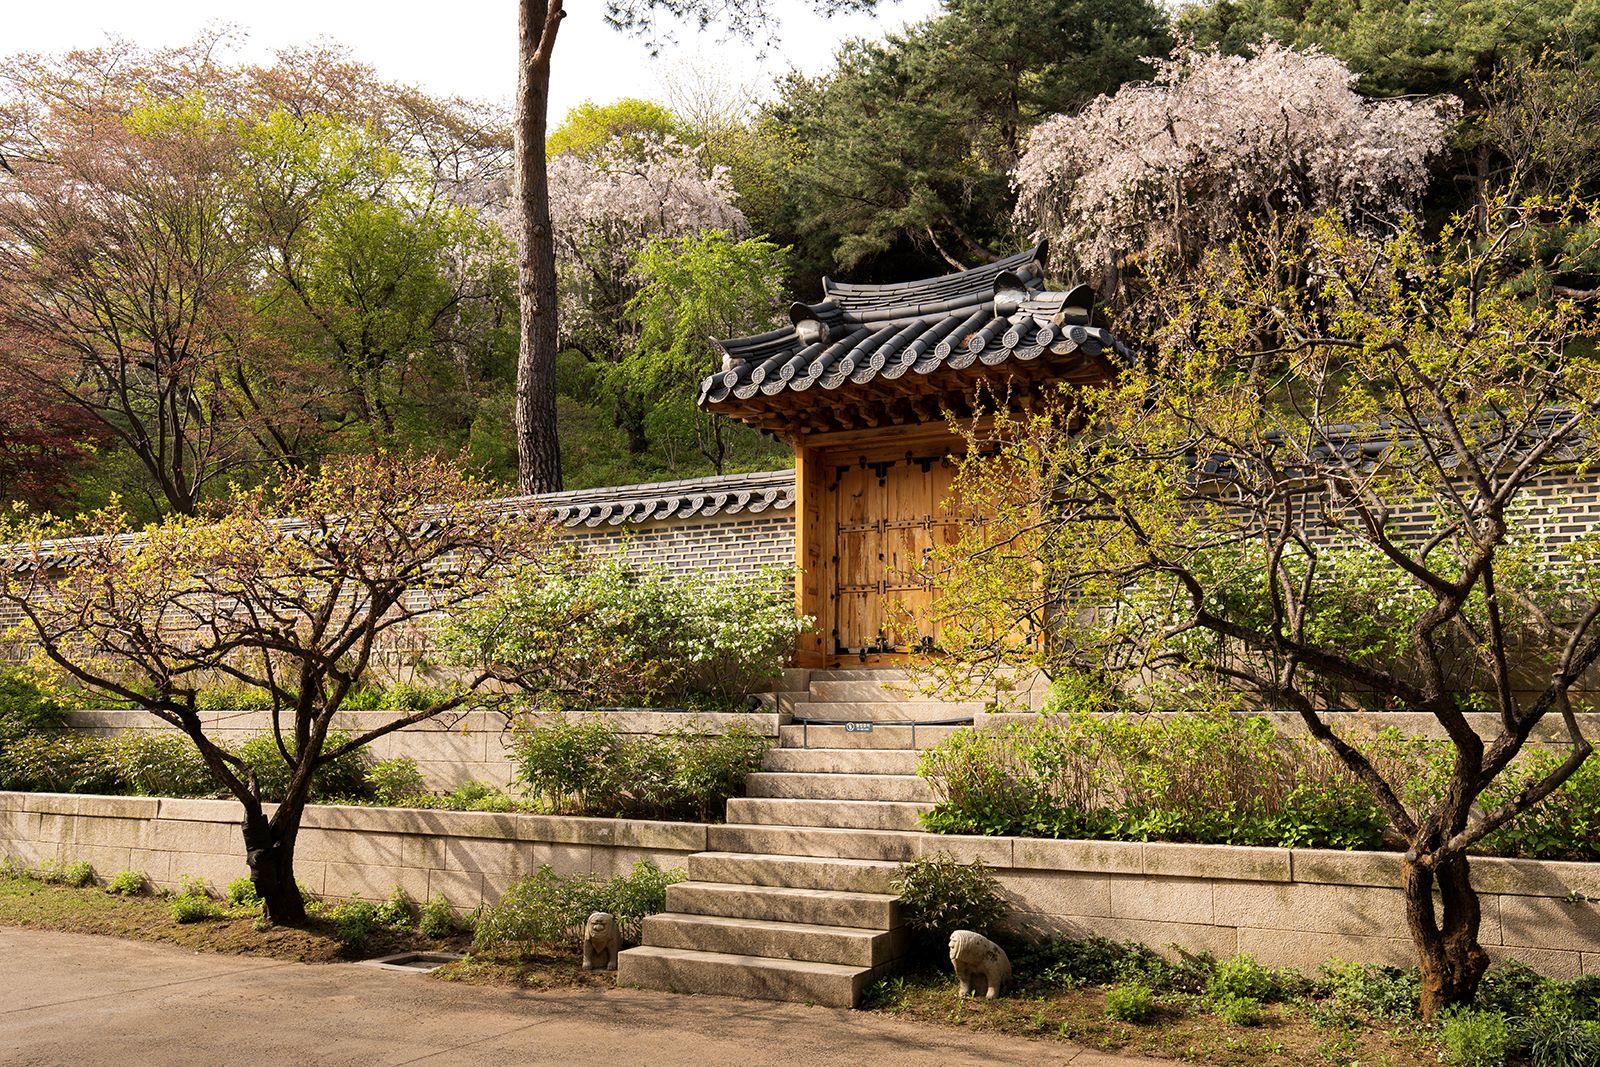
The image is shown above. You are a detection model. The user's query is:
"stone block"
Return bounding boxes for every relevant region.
[71,816,151,850]
[128,848,173,883]
[153,797,239,823]
[1291,849,1404,889]
[295,829,407,868]
[1213,881,1405,938]
[615,820,707,853]
[1471,857,1600,900]
[1236,928,1413,974]
[590,847,691,880]
[995,870,1112,919]
[1488,943,1582,980]
[426,868,485,910]
[323,861,430,903]
[1069,915,1240,960]
[1500,894,1600,951]
[913,833,1014,867]
[517,843,595,878]
[1109,874,1215,924]
[71,845,134,880]
[151,819,239,857]
[1143,842,1291,882]
[1010,837,1141,875]
[170,851,251,893]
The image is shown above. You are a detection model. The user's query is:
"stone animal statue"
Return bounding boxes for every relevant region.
[949,929,1011,999]
[582,911,621,972]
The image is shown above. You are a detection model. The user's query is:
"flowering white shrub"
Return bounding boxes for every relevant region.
[1013,39,1461,281]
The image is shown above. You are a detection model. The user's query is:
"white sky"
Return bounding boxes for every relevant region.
[3,1,940,121]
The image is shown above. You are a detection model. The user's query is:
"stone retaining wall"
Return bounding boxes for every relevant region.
[0,792,705,911]
[64,708,784,792]
[5,789,1598,977]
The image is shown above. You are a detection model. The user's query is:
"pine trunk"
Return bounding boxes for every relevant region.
[513,0,563,494]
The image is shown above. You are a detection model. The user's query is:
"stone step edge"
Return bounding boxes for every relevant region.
[617,944,870,979]
[671,880,899,905]
[644,912,893,941]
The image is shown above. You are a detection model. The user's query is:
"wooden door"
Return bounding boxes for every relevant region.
[831,454,963,654]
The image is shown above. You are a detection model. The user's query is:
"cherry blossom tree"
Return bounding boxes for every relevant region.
[546,138,746,454]
[1013,40,1461,300]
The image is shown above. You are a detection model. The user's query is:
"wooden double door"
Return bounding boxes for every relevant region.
[830,452,965,655]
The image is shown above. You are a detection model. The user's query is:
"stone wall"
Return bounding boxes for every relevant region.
[0,792,706,911]
[5,789,1599,977]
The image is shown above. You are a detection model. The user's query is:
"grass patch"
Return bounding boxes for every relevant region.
[0,871,464,963]
[863,966,1440,1066]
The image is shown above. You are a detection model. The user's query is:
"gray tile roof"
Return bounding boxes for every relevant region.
[699,243,1135,430]
[487,468,795,528]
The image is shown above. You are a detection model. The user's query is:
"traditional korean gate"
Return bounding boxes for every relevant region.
[831,454,962,655]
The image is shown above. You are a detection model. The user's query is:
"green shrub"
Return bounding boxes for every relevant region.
[473,860,683,951]
[226,877,262,910]
[232,730,372,803]
[1214,993,1264,1026]
[418,896,461,939]
[1104,981,1155,1022]
[376,887,414,929]
[366,758,427,805]
[0,732,126,794]
[110,733,216,797]
[1441,1008,1514,1067]
[1014,934,1145,989]
[440,553,807,710]
[195,685,275,711]
[329,899,381,949]
[106,869,148,896]
[0,855,29,879]
[510,716,768,821]
[442,780,516,811]
[1207,954,1283,1003]
[170,893,219,923]
[891,856,1008,950]
[39,858,94,887]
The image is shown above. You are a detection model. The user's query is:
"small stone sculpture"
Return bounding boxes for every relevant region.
[949,929,1011,999]
[582,911,620,972]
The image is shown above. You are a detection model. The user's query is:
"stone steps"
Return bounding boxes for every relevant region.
[642,912,905,968]
[725,797,933,831]
[667,880,900,928]
[616,946,875,1009]
[744,771,934,803]
[786,700,983,722]
[686,851,901,894]
[778,724,961,750]
[707,823,946,863]
[760,747,922,775]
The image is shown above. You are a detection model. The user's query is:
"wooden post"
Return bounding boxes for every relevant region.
[792,440,830,667]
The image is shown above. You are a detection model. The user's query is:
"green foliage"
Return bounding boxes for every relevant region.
[511,715,770,821]
[232,730,373,803]
[329,899,381,950]
[1440,1008,1515,1067]
[1319,960,1421,1020]
[110,734,216,797]
[195,685,276,711]
[1512,1017,1600,1067]
[226,877,262,910]
[365,758,427,806]
[105,869,147,896]
[169,893,219,924]
[38,858,94,887]
[448,552,808,711]
[1104,980,1155,1022]
[919,710,1389,850]
[0,667,68,736]
[0,732,128,795]
[548,98,683,162]
[418,896,462,939]
[1207,954,1284,1003]
[890,856,1008,948]
[375,887,414,929]
[473,859,684,951]
[1214,993,1264,1026]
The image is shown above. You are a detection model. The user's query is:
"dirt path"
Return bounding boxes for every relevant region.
[0,927,1161,1067]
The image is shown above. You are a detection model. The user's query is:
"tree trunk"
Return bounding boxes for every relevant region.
[243,806,306,925]
[1404,852,1490,1021]
[513,0,564,494]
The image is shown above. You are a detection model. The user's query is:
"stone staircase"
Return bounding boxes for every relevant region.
[616,668,979,1007]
